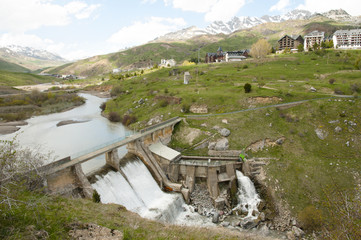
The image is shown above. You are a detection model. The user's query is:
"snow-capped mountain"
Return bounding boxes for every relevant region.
[152,26,208,42]
[205,9,312,35]
[0,45,68,70]
[152,9,360,43]
[0,45,66,62]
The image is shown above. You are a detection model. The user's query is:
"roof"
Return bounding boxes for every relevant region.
[149,142,181,161]
[217,46,223,52]
[334,29,361,35]
[278,35,303,41]
[305,31,325,37]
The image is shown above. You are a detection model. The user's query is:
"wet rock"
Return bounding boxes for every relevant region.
[258,201,266,211]
[259,212,266,221]
[219,128,231,137]
[243,219,260,229]
[221,221,230,227]
[212,212,220,223]
[215,138,229,151]
[334,126,342,133]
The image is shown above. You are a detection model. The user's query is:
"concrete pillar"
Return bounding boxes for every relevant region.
[167,164,179,182]
[207,167,219,199]
[181,188,190,204]
[105,149,120,171]
[185,166,196,193]
[74,163,94,199]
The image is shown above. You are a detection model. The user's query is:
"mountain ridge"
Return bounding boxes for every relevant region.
[0,45,68,71]
[152,9,361,43]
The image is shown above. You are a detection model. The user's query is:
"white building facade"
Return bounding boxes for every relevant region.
[333,29,361,49]
[304,31,325,51]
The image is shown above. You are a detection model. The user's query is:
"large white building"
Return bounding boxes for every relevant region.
[304,31,325,51]
[160,59,176,67]
[333,29,361,49]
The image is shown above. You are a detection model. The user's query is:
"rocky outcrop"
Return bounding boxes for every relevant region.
[214,138,229,151]
[246,137,286,152]
[68,223,123,240]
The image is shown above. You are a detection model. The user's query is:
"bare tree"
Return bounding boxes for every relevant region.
[0,139,51,211]
[250,39,271,59]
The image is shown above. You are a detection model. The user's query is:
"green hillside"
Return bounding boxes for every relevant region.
[0,70,55,86]
[102,49,361,237]
[0,59,30,73]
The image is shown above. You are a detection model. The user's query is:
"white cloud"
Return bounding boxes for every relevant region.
[298,0,361,16]
[270,0,290,12]
[164,0,246,22]
[0,0,101,32]
[142,0,157,4]
[107,17,187,49]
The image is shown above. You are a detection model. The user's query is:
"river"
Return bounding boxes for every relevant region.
[0,93,132,174]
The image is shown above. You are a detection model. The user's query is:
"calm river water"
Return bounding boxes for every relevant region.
[0,93,132,174]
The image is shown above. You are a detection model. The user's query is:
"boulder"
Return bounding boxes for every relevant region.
[208,142,216,150]
[222,119,228,124]
[242,219,260,229]
[214,197,225,210]
[212,212,220,223]
[315,128,328,140]
[219,128,231,137]
[334,126,342,133]
[215,138,229,151]
[221,221,230,227]
[310,86,317,92]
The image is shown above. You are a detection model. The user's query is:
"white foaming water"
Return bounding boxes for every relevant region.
[92,158,212,225]
[233,170,261,220]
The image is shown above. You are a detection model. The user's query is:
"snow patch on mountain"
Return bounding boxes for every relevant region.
[0,45,66,61]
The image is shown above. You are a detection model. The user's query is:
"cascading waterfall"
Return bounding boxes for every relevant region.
[233,170,261,220]
[91,158,212,225]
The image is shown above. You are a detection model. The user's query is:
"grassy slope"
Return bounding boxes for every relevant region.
[103,50,361,229]
[0,70,55,86]
[0,190,270,240]
[0,59,30,73]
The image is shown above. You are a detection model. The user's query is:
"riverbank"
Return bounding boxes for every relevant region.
[0,121,28,135]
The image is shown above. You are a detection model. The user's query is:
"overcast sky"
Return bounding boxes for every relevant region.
[0,0,360,60]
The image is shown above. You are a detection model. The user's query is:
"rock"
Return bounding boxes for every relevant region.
[334,126,342,133]
[200,123,207,127]
[222,119,228,124]
[291,219,297,226]
[259,212,266,221]
[194,141,208,150]
[346,141,350,147]
[243,219,259,229]
[212,212,220,223]
[214,197,225,210]
[310,86,317,92]
[219,128,231,137]
[258,201,266,211]
[329,120,339,124]
[212,125,221,131]
[276,138,284,145]
[138,98,144,104]
[286,231,295,240]
[208,142,216,150]
[221,221,230,227]
[258,224,269,235]
[292,226,305,238]
[215,138,229,151]
[315,128,328,140]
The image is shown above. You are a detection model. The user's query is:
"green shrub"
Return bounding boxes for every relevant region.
[92,190,101,203]
[244,83,252,93]
[242,64,248,69]
[122,114,137,126]
[108,112,121,122]
[328,79,335,84]
[110,86,123,97]
[298,205,323,231]
[181,104,190,113]
[159,100,168,107]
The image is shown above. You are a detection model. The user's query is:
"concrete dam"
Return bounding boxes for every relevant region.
[40,117,261,225]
